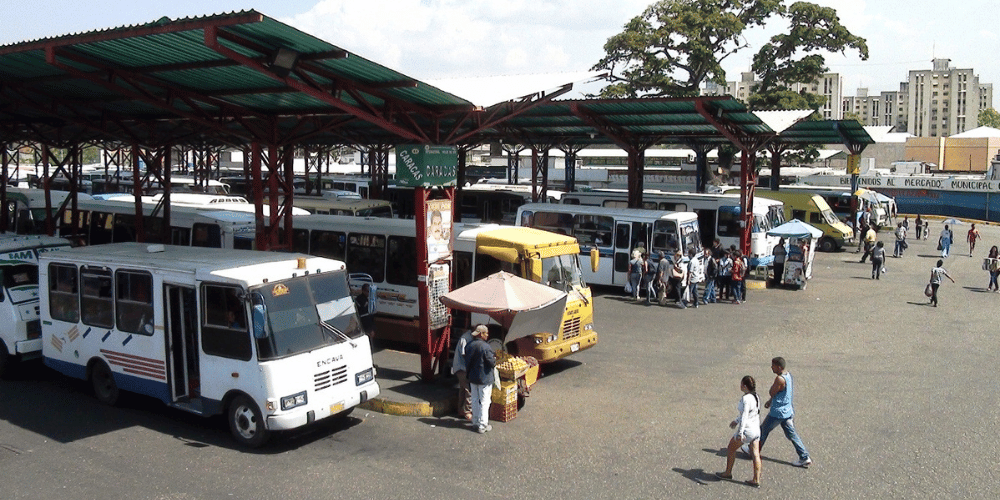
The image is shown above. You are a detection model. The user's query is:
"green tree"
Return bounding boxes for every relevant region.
[979,108,1000,129]
[593,0,867,105]
[593,0,781,97]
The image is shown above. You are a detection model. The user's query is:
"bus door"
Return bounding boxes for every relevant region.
[613,221,631,284]
[165,284,200,402]
[694,209,716,248]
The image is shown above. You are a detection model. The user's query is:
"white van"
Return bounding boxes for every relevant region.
[0,234,73,374]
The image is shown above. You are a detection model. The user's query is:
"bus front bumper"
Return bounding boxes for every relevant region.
[520,332,598,363]
[266,381,380,431]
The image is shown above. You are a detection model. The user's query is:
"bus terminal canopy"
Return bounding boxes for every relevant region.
[0,9,792,151]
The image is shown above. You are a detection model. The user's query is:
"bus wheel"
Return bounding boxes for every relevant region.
[819,237,836,253]
[0,341,9,378]
[90,360,119,405]
[228,394,269,448]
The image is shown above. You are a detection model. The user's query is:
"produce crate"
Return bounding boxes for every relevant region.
[524,365,539,387]
[491,380,517,405]
[489,400,517,422]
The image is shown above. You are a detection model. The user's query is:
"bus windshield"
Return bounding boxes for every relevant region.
[252,271,363,360]
[542,254,584,292]
[680,221,702,254]
[1,263,39,304]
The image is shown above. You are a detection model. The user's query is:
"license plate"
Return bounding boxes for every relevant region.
[330,402,344,413]
[570,343,580,352]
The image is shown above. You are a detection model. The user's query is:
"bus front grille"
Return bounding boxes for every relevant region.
[562,317,581,340]
[314,365,349,392]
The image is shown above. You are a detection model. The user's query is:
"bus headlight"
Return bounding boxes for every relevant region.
[280,391,308,411]
[584,323,594,331]
[355,368,374,386]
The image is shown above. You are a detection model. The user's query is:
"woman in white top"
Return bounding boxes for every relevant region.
[717,375,762,487]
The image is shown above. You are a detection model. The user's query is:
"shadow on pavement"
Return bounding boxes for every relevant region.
[0,360,360,452]
[672,467,720,485]
[962,286,993,293]
[905,301,934,307]
[416,416,471,430]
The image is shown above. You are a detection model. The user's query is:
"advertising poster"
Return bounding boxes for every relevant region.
[426,199,452,264]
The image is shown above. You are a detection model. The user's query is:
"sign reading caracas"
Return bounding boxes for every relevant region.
[395,145,458,187]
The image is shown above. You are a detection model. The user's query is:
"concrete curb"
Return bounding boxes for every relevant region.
[359,395,456,417]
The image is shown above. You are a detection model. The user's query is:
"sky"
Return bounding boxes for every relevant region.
[3,0,998,106]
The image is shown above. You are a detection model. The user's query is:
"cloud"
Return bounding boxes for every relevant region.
[280,0,649,79]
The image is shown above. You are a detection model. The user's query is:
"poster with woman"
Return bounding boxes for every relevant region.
[426,199,452,263]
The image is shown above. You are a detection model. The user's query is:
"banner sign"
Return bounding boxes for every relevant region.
[395,145,458,187]
[425,199,453,264]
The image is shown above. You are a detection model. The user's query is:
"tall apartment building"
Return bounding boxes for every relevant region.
[907,58,994,137]
[702,72,843,119]
[842,86,908,131]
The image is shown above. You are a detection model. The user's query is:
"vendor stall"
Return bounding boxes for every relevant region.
[767,219,823,289]
[440,271,566,421]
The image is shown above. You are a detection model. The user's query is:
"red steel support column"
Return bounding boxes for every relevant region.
[0,145,12,233]
[415,187,455,381]
[131,143,144,242]
[739,150,756,257]
[250,141,268,251]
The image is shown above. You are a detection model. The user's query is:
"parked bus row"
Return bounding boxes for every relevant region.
[515,203,701,287]
[560,190,784,266]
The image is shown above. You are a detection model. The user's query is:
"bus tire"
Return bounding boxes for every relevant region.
[819,237,836,253]
[0,340,10,378]
[90,360,119,406]
[228,394,269,448]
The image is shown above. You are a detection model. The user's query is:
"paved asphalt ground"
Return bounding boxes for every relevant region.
[2,222,999,499]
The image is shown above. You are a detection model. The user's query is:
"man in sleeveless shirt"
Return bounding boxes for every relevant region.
[760,356,812,467]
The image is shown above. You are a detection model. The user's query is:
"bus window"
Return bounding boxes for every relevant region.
[291,229,310,254]
[519,210,533,226]
[89,212,113,245]
[48,263,79,323]
[80,266,114,328]
[651,220,679,254]
[658,202,687,211]
[192,223,222,248]
[533,211,573,236]
[171,227,191,246]
[201,284,251,361]
[631,222,651,253]
[573,214,614,248]
[346,234,386,283]
[474,253,518,281]
[717,207,741,237]
[116,270,153,334]
[310,230,346,260]
[112,214,138,243]
[453,251,473,288]
[792,209,807,221]
[809,212,823,225]
[386,235,418,287]
[563,198,580,205]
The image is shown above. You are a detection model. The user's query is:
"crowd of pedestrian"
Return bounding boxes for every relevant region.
[625,239,753,307]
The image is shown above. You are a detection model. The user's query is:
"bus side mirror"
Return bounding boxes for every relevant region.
[252,304,269,339]
[590,247,599,272]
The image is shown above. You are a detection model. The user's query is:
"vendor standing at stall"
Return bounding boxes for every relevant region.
[465,326,496,434]
[451,326,480,421]
[772,238,787,286]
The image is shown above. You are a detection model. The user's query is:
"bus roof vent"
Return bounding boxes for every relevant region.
[146,244,165,253]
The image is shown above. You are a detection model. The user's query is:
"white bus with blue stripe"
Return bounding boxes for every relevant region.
[39,243,378,447]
